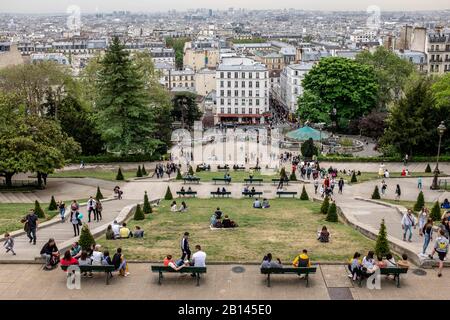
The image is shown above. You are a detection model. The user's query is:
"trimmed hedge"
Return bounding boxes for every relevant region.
[70,153,162,164]
[317,155,450,163]
[375,219,390,257]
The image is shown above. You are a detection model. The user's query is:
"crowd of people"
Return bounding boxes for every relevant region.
[105,220,144,240]
[153,162,179,179]
[210,207,238,228]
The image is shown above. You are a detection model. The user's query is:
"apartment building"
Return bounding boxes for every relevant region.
[427,33,450,74]
[215,57,269,125]
[279,62,315,113]
[183,40,220,71]
[162,69,195,90]
[195,68,216,96]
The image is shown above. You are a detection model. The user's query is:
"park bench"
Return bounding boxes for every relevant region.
[244,178,263,185]
[212,178,231,185]
[211,191,231,198]
[249,166,261,171]
[183,177,200,184]
[151,265,207,286]
[276,191,297,198]
[272,179,289,186]
[217,165,230,171]
[260,267,317,287]
[60,265,116,285]
[358,267,409,288]
[242,191,263,197]
[233,166,246,171]
[176,191,197,197]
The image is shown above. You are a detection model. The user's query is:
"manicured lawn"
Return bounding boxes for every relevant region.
[49,168,137,181]
[96,198,375,263]
[0,199,88,235]
[190,170,276,183]
[338,172,439,184]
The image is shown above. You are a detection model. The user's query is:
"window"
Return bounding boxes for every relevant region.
[249,82,253,88]
[249,99,253,106]
[436,45,440,51]
[235,108,238,114]
[242,72,245,78]
[191,76,194,80]
[256,99,260,106]
[234,90,239,96]
[227,72,231,78]
[249,108,253,114]
[256,108,260,114]
[220,81,224,88]
[234,72,238,78]
[256,81,260,88]
[227,99,231,106]
[227,81,231,87]
[227,108,231,113]
[220,98,224,105]
[220,90,224,96]
[249,90,253,97]
[220,108,224,113]
[227,90,231,96]
[235,99,238,105]
[242,81,246,88]
[241,90,245,97]
[235,81,238,87]
[242,108,245,114]
[249,72,253,79]
[256,72,260,79]
[242,99,245,105]
[220,72,224,78]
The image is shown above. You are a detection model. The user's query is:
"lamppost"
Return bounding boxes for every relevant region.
[431,121,446,190]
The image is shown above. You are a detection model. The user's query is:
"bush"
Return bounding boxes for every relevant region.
[425,163,432,173]
[430,201,442,221]
[375,219,390,257]
[95,186,104,200]
[164,186,173,200]
[301,138,318,158]
[116,167,124,180]
[289,171,297,181]
[371,186,381,199]
[188,166,194,176]
[413,191,425,212]
[350,172,357,183]
[142,164,147,176]
[78,224,96,250]
[143,191,152,214]
[133,204,145,221]
[48,196,57,211]
[300,185,309,200]
[326,202,338,222]
[320,196,330,214]
[196,165,201,172]
[71,153,161,164]
[34,200,46,218]
[136,165,143,177]
[176,169,182,180]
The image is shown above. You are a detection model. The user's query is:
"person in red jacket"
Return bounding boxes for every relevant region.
[60,250,79,269]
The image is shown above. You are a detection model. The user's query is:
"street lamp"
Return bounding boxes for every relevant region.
[431,121,446,190]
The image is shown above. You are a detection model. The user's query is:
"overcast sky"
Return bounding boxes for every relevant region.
[1,0,449,13]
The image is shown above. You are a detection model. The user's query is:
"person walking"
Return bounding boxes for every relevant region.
[401,209,416,242]
[418,207,429,236]
[86,196,97,223]
[95,199,103,221]
[395,184,401,201]
[180,232,191,261]
[58,201,66,223]
[3,233,16,255]
[417,177,423,190]
[338,177,344,194]
[422,218,434,255]
[24,209,38,245]
[70,209,81,237]
[429,229,449,277]
[314,179,319,194]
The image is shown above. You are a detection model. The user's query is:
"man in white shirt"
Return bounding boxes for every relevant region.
[86,196,97,223]
[111,220,121,239]
[191,245,206,267]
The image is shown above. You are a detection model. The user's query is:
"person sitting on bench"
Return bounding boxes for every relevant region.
[243,186,250,193]
[224,173,231,180]
[262,199,270,209]
[133,226,144,238]
[292,249,311,268]
[221,187,227,194]
[348,252,362,281]
[170,201,178,212]
[222,215,237,228]
[317,226,330,243]
[112,248,130,277]
[253,198,262,209]
[396,254,410,269]
[261,253,282,268]
[180,186,186,193]
[187,187,193,193]
[251,186,256,194]
[361,251,377,276]
[163,254,185,271]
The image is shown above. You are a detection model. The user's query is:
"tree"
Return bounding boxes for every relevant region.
[133,204,145,221]
[320,196,330,214]
[289,171,297,181]
[351,172,357,183]
[188,165,194,176]
[48,196,58,211]
[430,201,442,221]
[143,191,152,214]
[78,224,96,250]
[355,46,415,109]
[176,168,182,180]
[371,186,381,199]
[171,92,203,129]
[375,219,390,257]
[414,191,425,212]
[425,164,432,173]
[34,200,46,219]
[301,138,318,158]
[94,37,161,155]
[326,201,338,222]
[142,164,147,176]
[358,111,388,139]
[164,186,173,200]
[300,185,309,200]
[116,167,124,181]
[95,186,104,200]
[165,37,191,69]
[136,165,143,177]
[297,57,378,126]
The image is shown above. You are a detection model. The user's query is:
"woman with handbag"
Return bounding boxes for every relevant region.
[70,210,81,236]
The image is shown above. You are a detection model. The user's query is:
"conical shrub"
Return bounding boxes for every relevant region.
[34,200,46,218]
[425,163,431,173]
[48,196,57,211]
[134,204,145,221]
[95,186,104,200]
[164,186,173,200]
[116,167,124,180]
[371,186,381,199]
[413,191,425,212]
[78,224,96,250]
[176,168,182,180]
[320,196,330,214]
[350,171,357,183]
[188,166,194,176]
[430,201,442,221]
[280,167,287,180]
[375,219,390,257]
[326,201,338,222]
[289,171,297,181]
[300,185,309,200]
[142,164,147,176]
[136,165,143,177]
[143,191,152,214]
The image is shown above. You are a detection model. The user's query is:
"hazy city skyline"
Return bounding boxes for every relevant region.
[1,0,449,13]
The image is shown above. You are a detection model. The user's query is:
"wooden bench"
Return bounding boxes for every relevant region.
[358,267,409,288]
[233,167,246,171]
[217,165,230,171]
[176,191,197,197]
[151,265,207,286]
[244,178,263,185]
[183,177,200,184]
[211,191,231,198]
[250,167,261,171]
[60,265,116,285]
[212,178,231,185]
[260,267,317,287]
[272,179,289,185]
[242,191,263,197]
[277,191,297,198]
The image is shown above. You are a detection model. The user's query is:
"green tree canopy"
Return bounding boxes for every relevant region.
[171,92,202,129]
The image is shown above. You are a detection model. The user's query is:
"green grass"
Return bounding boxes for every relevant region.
[192,170,277,183]
[49,168,138,181]
[0,199,88,235]
[338,172,440,184]
[96,198,375,263]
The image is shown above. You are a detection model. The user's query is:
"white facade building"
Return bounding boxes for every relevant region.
[215,57,269,125]
[279,62,315,113]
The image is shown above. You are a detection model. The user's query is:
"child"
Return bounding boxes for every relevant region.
[3,233,15,255]
[348,252,361,281]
